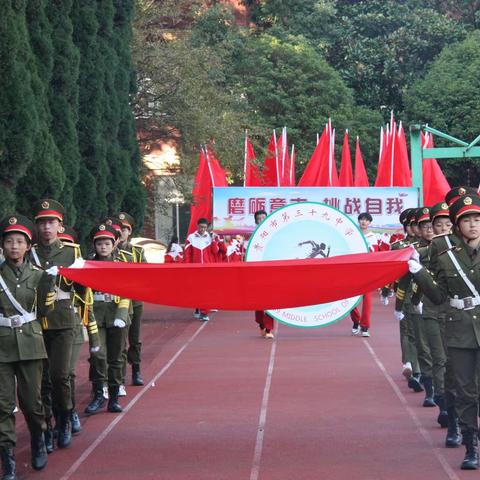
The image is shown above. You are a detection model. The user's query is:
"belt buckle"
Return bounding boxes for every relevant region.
[10,315,22,327]
[463,297,474,310]
[104,294,112,302]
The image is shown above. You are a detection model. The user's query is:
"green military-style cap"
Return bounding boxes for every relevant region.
[90,223,118,242]
[117,212,135,231]
[429,202,450,222]
[399,208,414,226]
[0,214,35,243]
[445,186,478,207]
[449,195,480,223]
[58,225,78,244]
[415,207,431,224]
[32,198,65,222]
[101,216,122,234]
[406,208,420,225]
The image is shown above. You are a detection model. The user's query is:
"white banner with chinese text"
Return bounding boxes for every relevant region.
[212,187,419,235]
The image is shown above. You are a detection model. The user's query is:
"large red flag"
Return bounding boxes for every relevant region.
[422,132,450,205]
[187,149,213,235]
[244,134,262,186]
[396,122,412,186]
[298,126,328,186]
[339,130,353,186]
[354,137,369,186]
[205,146,228,186]
[262,131,279,186]
[314,123,339,186]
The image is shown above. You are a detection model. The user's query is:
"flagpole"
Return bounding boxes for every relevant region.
[204,145,215,187]
[290,144,295,185]
[243,130,248,187]
[390,123,396,187]
[273,129,279,187]
[281,126,287,184]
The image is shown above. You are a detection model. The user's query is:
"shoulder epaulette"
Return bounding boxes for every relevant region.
[63,242,80,248]
[432,233,450,239]
[438,246,457,256]
[119,249,134,257]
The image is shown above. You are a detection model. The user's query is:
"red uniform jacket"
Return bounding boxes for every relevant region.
[184,232,219,264]
[164,243,183,263]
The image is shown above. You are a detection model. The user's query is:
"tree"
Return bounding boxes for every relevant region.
[405,30,480,186]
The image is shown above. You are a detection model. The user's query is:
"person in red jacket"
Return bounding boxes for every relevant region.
[184,218,219,321]
[251,210,275,339]
[218,235,243,263]
[351,212,381,338]
[164,236,183,263]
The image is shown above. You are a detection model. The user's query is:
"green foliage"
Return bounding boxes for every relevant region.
[405,30,480,186]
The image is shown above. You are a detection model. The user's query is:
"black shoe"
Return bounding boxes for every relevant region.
[107,386,123,413]
[408,375,424,393]
[421,377,436,407]
[445,407,462,448]
[57,412,72,449]
[44,419,55,454]
[434,394,448,428]
[461,431,479,470]
[0,446,16,480]
[132,364,144,386]
[70,409,81,434]
[84,387,106,416]
[30,433,47,471]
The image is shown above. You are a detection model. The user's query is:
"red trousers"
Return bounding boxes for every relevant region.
[255,311,274,331]
[350,291,373,329]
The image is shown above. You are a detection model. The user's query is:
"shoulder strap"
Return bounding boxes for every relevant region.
[445,237,480,298]
[30,247,42,267]
[0,273,32,316]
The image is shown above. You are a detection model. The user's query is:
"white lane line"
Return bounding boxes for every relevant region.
[363,339,460,480]
[250,324,279,480]
[60,321,209,480]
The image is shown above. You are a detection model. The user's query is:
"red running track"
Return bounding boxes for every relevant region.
[11,299,470,479]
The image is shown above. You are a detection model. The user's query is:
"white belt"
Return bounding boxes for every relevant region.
[93,293,114,302]
[449,297,480,310]
[0,312,36,328]
[55,289,71,301]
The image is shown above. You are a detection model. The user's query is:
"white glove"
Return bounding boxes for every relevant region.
[380,296,389,306]
[409,247,420,263]
[394,310,405,321]
[45,266,59,276]
[69,258,85,269]
[90,346,100,353]
[408,260,423,274]
[113,319,126,328]
[413,302,423,314]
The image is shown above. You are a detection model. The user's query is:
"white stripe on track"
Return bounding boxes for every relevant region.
[363,339,460,480]
[250,324,279,480]
[59,321,209,480]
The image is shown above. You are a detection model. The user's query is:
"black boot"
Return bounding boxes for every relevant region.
[107,386,123,413]
[0,446,16,480]
[421,377,436,407]
[434,394,448,428]
[461,431,479,470]
[43,418,54,454]
[408,373,424,393]
[70,409,81,434]
[84,385,106,416]
[132,364,144,386]
[30,433,47,471]
[57,411,72,449]
[445,407,462,448]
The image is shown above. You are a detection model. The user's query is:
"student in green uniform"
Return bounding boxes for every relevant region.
[117,212,147,387]
[410,194,480,470]
[31,199,99,452]
[0,215,54,479]
[84,224,131,415]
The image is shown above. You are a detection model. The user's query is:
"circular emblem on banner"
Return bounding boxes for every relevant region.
[8,217,17,225]
[41,201,49,209]
[245,202,369,328]
[464,197,473,205]
[99,224,106,231]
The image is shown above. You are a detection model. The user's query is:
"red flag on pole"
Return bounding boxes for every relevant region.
[422,132,450,205]
[396,122,412,186]
[298,126,328,186]
[187,149,213,235]
[205,146,228,187]
[354,137,369,186]
[314,122,339,186]
[339,130,353,186]
[244,133,262,186]
[262,130,280,186]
